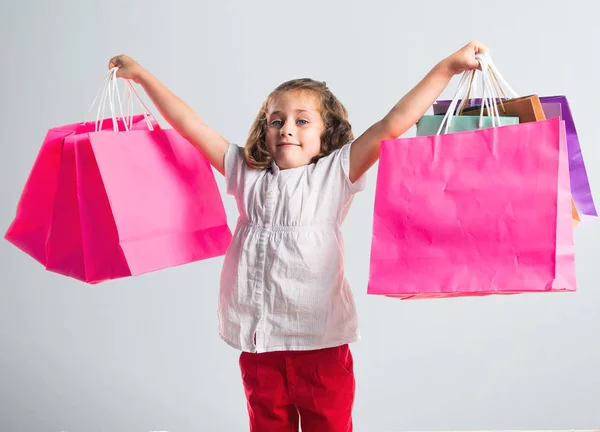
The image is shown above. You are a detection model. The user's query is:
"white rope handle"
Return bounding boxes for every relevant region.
[454,51,519,111]
[96,69,118,132]
[124,79,157,131]
[479,51,519,98]
[435,70,472,135]
[105,72,116,130]
[456,68,494,130]
[475,54,503,128]
[115,73,156,131]
[101,68,128,132]
[83,69,115,129]
[111,68,129,131]
[83,67,159,132]
[457,60,498,128]
[85,68,128,132]
[435,54,503,135]
[474,52,518,127]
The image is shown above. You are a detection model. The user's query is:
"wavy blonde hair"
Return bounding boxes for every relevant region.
[244,78,354,169]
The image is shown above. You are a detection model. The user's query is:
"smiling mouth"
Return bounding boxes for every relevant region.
[277,142,300,147]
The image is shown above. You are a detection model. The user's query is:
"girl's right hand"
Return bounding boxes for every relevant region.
[108,54,145,82]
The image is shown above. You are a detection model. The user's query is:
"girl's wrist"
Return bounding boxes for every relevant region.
[435,58,456,80]
[133,67,150,84]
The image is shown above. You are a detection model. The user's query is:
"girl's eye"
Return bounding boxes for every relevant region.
[270,120,283,127]
[297,119,308,125]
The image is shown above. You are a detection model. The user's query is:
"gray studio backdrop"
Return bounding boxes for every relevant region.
[1,1,599,431]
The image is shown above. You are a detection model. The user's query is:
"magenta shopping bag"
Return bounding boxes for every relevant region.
[433,96,596,217]
[368,117,575,299]
[5,115,154,266]
[44,127,232,283]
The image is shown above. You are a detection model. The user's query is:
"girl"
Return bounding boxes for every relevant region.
[109,40,487,432]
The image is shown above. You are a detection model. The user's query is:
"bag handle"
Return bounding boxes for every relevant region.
[484,53,519,99]
[475,52,520,108]
[83,68,128,132]
[453,52,519,114]
[455,54,506,121]
[121,75,159,131]
[83,68,159,132]
[476,54,504,127]
[435,54,503,135]
[457,64,505,116]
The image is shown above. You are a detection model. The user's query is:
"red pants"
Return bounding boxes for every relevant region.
[239,344,355,432]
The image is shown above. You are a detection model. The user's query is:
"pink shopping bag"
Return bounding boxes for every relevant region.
[44,127,232,283]
[367,117,575,299]
[4,115,155,266]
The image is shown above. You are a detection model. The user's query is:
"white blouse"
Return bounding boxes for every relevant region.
[218,141,366,353]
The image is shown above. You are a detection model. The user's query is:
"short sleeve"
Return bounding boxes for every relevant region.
[224,142,246,196]
[339,140,367,194]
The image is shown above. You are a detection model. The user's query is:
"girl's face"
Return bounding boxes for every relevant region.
[264,90,325,170]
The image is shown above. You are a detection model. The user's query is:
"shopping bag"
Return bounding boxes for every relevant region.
[459,94,547,123]
[541,102,562,119]
[4,115,154,266]
[368,117,575,299]
[45,127,232,283]
[368,54,576,299]
[7,68,232,283]
[416,114,519,136]
[540,103,580,230]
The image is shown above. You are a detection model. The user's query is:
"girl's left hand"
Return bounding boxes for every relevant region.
[441,40,489,76]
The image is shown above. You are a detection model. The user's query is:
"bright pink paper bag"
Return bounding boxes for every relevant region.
[44,127,232,283]
[367,117,575,299]
[5,115,153,266]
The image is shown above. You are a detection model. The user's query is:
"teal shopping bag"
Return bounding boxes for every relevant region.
[416,115,519,136]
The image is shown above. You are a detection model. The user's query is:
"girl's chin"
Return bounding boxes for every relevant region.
[273,155,310,170]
